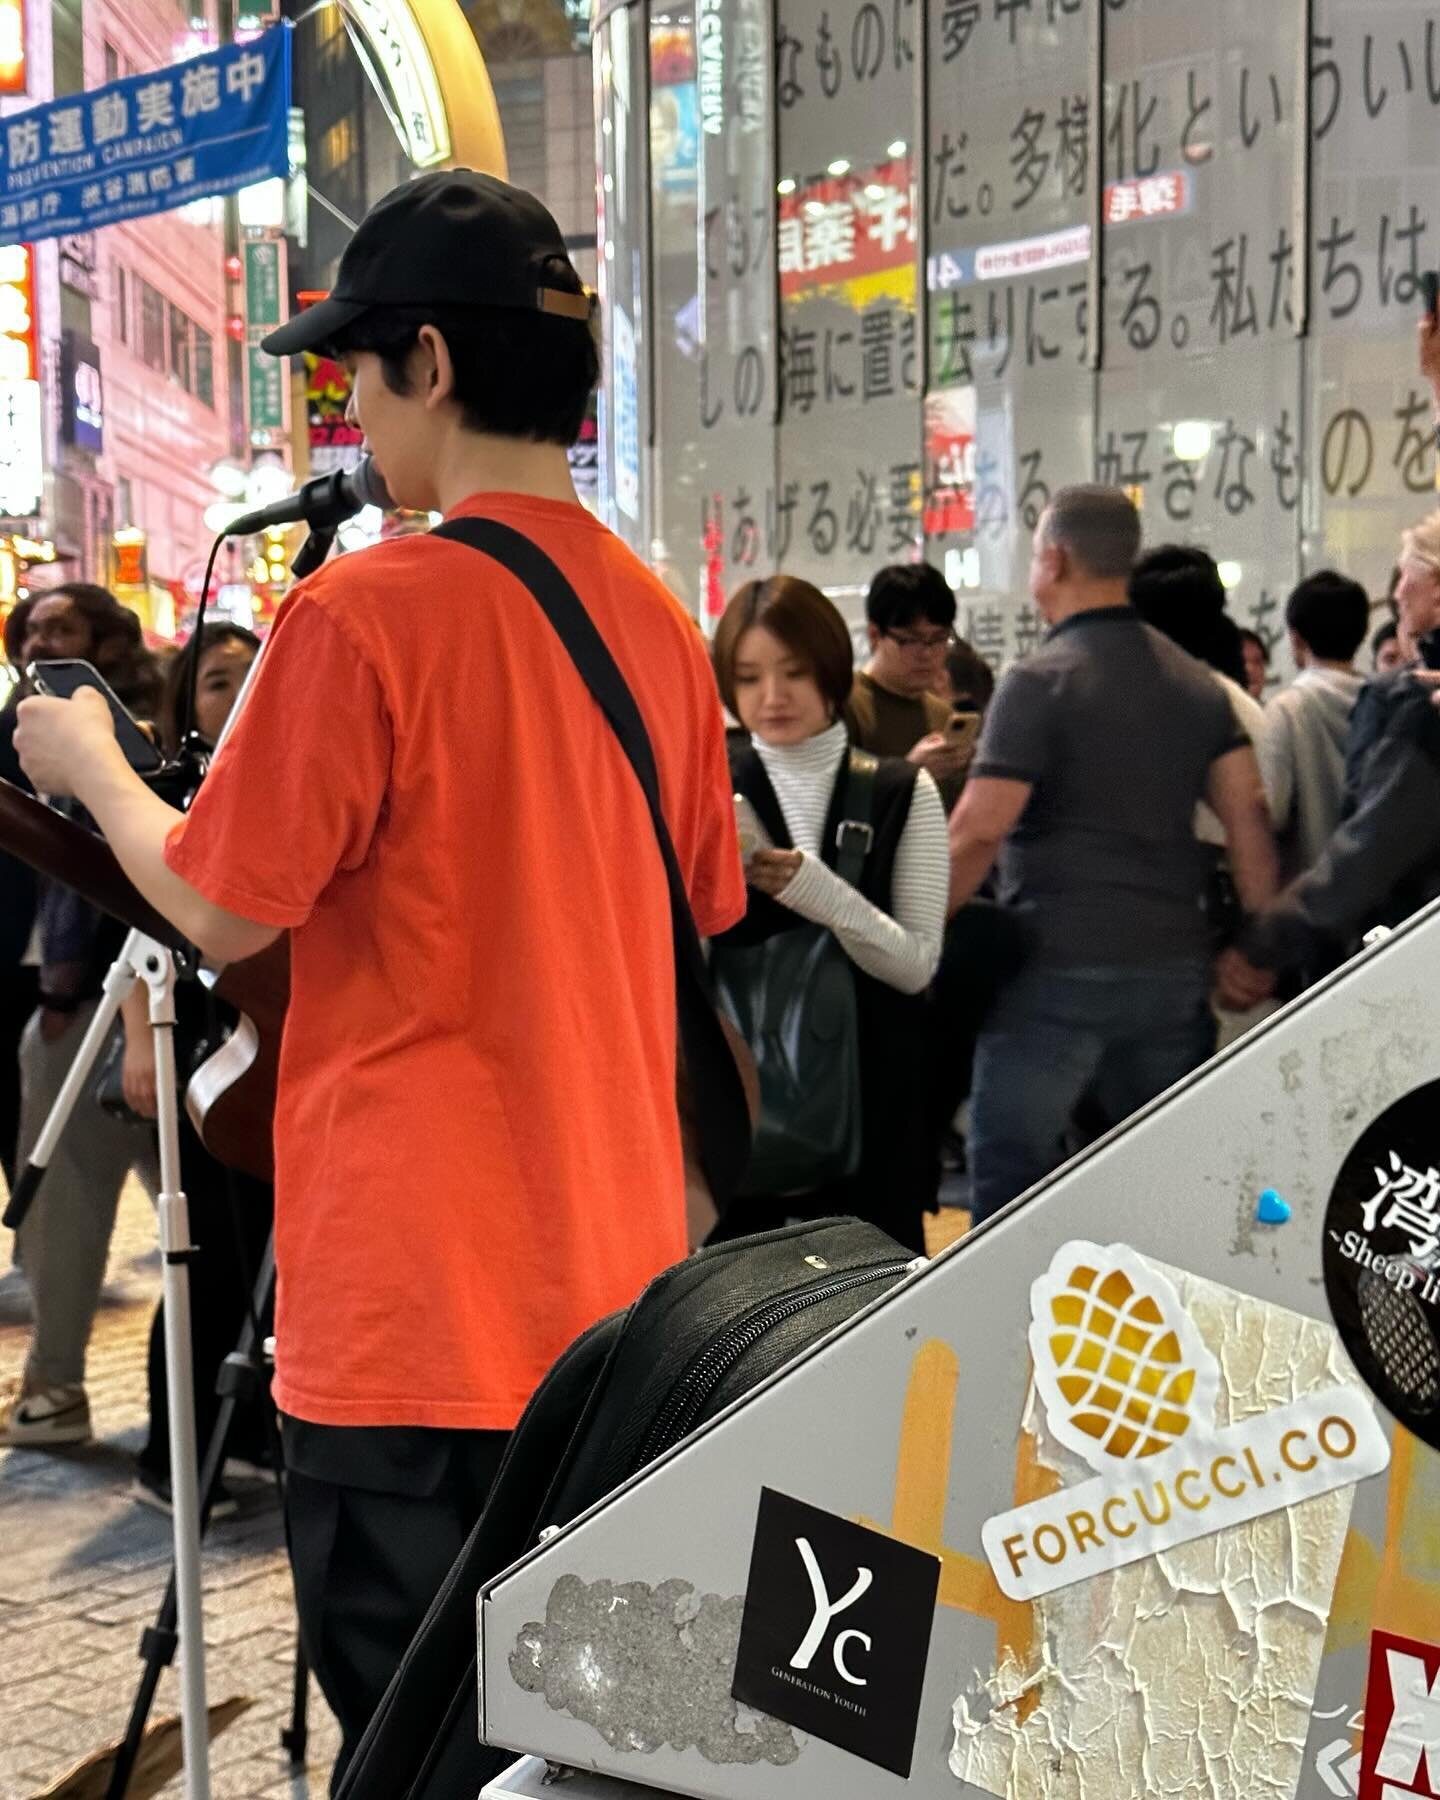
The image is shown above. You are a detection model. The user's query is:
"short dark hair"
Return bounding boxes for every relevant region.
[1372,619,1399,661]
[945,637,995,710]
[163,621,261,754]
[1238,627,1270,667]
[325,275,598,448]
[1042,485,1142,580]
[866,562,957,634]
[1284,570,1369,662]
[713,576,854,718]
[1127,545,1247,686]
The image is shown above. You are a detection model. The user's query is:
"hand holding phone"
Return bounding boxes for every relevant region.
[734,793,773,858]
[946,710,981,759]
[26,659,164,775]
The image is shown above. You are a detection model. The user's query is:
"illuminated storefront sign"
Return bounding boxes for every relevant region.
[60,330,103,453]
[0,0,24,96]
[338,0,506,173]
[778,153,917,307]
[697,0,723,136]
[0,241,40,517]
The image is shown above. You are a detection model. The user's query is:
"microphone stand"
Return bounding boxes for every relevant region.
[290,525,337,581]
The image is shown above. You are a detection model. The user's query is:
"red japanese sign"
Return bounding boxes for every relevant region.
[1360,1629,1440,1799]
[923,389,975,538]
[779,155,916,302]
[1104,169,1191,227]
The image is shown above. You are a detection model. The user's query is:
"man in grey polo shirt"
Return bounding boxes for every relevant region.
[946,486,1279,1224]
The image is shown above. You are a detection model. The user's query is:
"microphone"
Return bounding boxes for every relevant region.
[224,455,393,538]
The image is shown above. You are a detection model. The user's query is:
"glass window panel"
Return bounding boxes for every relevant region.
[775,0,923,607]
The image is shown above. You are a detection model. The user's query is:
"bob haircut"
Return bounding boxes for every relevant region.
[712,575,854,719]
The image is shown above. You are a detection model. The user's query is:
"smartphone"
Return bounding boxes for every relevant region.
[27,658,164,774]
[734,793,773,858]
[1422,270,1439,319]
[947,710,982,758]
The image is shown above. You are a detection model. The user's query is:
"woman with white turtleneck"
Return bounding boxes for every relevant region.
[708,576,950,1254]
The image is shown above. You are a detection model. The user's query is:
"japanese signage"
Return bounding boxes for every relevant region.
[777,155,916,303]
[770,0,923,600]
[0,0,24,96]
[338,0,449,169]
[694,0,775,612]
[60,330,103,454]
[244,234,287,437]
[0,240,40,517]
[247,345,284,434]
[305,350,363,473]
[0,25,291,248]
[243,237,282,337]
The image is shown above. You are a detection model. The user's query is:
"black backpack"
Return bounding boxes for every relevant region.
[336,1215,916,1800]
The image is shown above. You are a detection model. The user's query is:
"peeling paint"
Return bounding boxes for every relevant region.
[951,1258,1367,1800]
[510,1574,802,1766]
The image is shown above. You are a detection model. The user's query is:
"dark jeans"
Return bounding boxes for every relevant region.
[969,960,1217,1226]
[0,965,38,1189]
[282,1419,507,1794]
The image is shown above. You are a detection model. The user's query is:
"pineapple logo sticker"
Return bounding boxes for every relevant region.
[1029,1244,1219,1471]
[982,1241,1391,1602]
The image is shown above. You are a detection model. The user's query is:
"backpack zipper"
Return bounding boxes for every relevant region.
[635,1259,915,1468]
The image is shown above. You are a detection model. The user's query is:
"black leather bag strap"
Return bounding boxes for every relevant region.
[432,515,752,1204]
[833,748,878,889]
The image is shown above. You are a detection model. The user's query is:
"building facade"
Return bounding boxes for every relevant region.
[0,0,235,627]
[592,0,1440,671]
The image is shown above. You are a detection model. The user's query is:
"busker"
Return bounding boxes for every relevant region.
[15,170,746,1789]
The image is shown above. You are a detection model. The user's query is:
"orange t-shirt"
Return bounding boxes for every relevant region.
[165,494,745,1429]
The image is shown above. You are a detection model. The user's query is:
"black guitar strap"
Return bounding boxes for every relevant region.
[432,516,752,1206]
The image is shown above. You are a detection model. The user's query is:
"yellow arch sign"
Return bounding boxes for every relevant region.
[338,0,508,176]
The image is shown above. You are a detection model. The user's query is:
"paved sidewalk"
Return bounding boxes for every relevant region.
[0,1177,339,1799]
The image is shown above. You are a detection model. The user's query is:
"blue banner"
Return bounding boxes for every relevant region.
[0,25,291,248]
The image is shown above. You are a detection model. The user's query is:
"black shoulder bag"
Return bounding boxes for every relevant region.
[431,516,752,1207]
[710,750,877,1197]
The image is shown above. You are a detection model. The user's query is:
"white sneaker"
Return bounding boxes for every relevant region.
[0,1379,92,1447]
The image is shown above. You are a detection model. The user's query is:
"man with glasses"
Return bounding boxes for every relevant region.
[846,563,972,809]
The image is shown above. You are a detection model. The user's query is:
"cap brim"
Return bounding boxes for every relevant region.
[260,296,370,357]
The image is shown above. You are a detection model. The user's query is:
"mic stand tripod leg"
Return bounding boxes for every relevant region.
[138,939,212,1800]
[106,1238,279,1800]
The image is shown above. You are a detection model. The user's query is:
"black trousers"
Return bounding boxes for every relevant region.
[281,1419,508,1795]
[0,965,38,1189]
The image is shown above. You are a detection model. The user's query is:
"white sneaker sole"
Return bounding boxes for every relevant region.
[1,1415,92,1447]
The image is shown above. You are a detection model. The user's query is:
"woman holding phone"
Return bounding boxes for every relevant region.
[709,576,950,1254]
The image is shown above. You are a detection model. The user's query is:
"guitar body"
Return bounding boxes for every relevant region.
[0,776,285,1182]
[186,936,289,1183]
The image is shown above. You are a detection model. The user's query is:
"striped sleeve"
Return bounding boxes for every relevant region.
[777,771,949,994]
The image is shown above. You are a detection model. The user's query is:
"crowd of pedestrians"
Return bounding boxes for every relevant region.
[716,480,1440,1238]
[2,170,1439,1798]
[4,480,1440,1459]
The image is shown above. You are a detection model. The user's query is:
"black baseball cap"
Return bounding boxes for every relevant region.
[261,168,592,357]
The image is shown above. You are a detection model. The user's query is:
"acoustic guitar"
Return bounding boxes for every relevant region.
[0,776,285,1181]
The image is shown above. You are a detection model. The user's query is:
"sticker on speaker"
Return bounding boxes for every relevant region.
[1324,1079,1440,1450]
